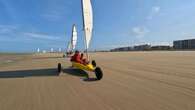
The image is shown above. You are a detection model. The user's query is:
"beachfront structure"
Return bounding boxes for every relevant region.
[110,44,151,52]
[151,46,171,50]
[110,44,173,52]
[110,47,133,52]
[134,44,151,51]
[173,39,195,49]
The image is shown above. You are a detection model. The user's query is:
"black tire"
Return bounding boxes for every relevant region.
[58,63,62,73]
[92,60,96,67]
[95,67,103,80]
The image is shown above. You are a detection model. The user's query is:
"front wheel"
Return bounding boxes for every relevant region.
[95,67,103,80]
[58,63,62,73]
[92,60,96,67]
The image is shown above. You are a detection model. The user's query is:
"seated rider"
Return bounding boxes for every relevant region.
[71,50,83,64]
[71,51,89,65]
[80,53,89,65]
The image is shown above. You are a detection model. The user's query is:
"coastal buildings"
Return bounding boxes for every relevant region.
[173,39,195,49]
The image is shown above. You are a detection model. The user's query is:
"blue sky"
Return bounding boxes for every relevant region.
[0,0,195,52]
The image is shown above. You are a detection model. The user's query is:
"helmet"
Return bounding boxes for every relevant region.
[75,50,79,53]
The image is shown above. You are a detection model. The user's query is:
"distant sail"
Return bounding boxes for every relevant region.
[37,48,40,53]
[59,48,62,52]
[67,41,72,52]
[51,48,54,52]
[71,24,77,50]
[82,0,93,49]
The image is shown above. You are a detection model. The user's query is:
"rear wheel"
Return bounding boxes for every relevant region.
[58,63,62,73]
[95,67,103,80]
[92,60,96,67]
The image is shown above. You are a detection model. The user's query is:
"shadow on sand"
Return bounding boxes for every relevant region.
[63,68,98,82]
[32,56,63,60]
[0,68,99,82]
[0,68,59,78]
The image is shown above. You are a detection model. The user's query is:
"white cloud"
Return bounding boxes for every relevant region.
[0,28,12,34]
[147,6,161,20]
[104,44,130,49]
[41,1,73,21]
[0,24,61,41]
[23,32,60,40]
[181,32,195,39]
[152,6,161,13]
[151,42,172,46]
[0,25,17,34]
[132,26,150,39]
[129,6,160,40]
[41,11,64,21]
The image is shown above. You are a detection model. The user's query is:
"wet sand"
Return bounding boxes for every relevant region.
[0,52,194,110]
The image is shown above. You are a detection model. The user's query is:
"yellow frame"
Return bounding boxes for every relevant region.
[72,62,95,72]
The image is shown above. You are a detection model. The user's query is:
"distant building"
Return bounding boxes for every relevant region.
[134,44,151,51]
[110,47,132,52]
[151,46,171,50]
[110,44,174,52]
[173,39,195,49]
[110,44,151,52]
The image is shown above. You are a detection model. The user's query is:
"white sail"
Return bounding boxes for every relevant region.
[71,24,77,50]
[51,48,54,53]
[82,0,93,49]
[37,48,40,53]
[59,48,62,52]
